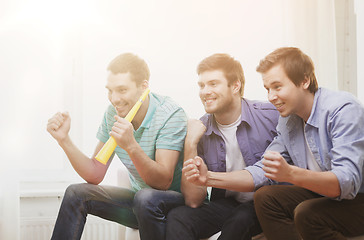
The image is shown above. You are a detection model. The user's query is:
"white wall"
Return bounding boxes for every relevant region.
[0,1,356,238]
[0,0,341,182]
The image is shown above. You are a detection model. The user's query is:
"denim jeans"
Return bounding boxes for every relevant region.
[166,197,262,240]
[51,183,185,240]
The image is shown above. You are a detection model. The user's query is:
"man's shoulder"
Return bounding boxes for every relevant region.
[243,98,279,123]
[243,98,276,111]
[318,88,359,107]
[151,92,184,113]
[315,88,363,119]
[149,93,187,126]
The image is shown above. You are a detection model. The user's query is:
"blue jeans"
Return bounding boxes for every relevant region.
[166,198,262,240]
[51,183,185,240]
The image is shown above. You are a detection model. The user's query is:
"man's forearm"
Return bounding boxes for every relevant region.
[181,133,207,207]
[181,176,207,208]
[206,170,255,192]
[289,166,341,198]
[58,136,106,184]
[127,143,176,190]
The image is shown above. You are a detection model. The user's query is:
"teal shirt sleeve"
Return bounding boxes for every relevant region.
[156,107,187,152]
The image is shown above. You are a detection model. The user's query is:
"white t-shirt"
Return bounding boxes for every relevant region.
[217,115,254,202]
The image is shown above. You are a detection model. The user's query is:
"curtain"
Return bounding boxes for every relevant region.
[282,0,338,89]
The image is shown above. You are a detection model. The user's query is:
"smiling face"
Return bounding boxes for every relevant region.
[263,64,313,120]
[106,72,145,117]
[198,70,239,116]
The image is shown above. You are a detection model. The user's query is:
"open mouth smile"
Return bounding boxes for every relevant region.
[275,103,284,110]
[204,97,216,105]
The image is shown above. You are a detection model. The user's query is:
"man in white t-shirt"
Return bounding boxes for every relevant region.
[166,53,279,240]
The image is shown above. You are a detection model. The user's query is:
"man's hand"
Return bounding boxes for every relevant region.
[110,115,137,151]
[47,112,71,142]
[262,151,293,182]
[183,156,208,186]
[185,119,207,146]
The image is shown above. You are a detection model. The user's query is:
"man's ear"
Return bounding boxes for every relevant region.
[302,76,310,90]
[141,80,149,90]
[232,80,241,94]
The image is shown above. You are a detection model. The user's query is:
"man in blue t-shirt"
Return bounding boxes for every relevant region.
[47,53,187,240]
[166,53,279,240]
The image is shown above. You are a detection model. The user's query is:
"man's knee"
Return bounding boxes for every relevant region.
[134,188,158,206]
[133,188,185,219]
[63,183,101,203]
[133,188,164,216]
[64,183,87,199]
[254,186,277,209]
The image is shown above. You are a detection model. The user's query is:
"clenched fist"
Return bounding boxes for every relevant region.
[47,112,71,142]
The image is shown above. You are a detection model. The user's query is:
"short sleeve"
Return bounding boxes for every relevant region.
[156,108,187,152]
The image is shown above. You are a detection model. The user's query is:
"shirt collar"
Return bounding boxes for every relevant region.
[305,87,321,128]
[286,88,321,130]
[137,92,155,130]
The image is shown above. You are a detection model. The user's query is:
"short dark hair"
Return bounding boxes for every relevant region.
[107,53,150,85]
[197,53,245,97]
[256,47,318,93]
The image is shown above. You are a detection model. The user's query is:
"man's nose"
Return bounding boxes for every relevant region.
[200,86,212,96]
[110,92,120,104]
[268,91,277,103]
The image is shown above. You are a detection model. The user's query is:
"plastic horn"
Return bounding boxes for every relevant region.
[95,88,150,165]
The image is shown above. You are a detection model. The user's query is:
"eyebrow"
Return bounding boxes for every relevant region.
[264,80,281,88]
[105,85,127,90]
[201,79,220,84]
